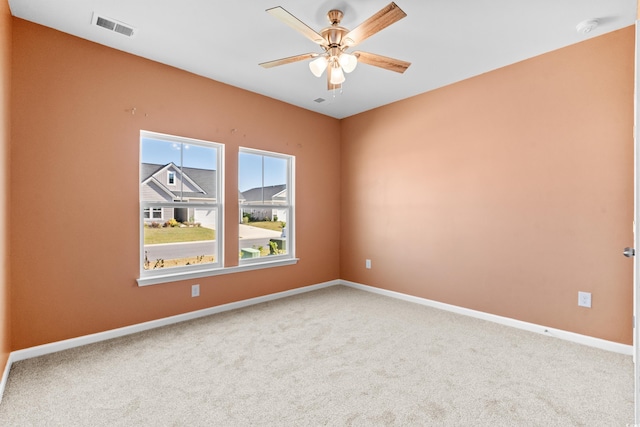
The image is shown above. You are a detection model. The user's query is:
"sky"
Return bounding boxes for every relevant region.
[142,137,287,192]
[141,138,215,169]
[238,152,287,192]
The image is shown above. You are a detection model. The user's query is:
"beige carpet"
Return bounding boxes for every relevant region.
[0,285,633,426]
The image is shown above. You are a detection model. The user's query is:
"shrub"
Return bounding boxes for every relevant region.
[167,218,179,227]
[270,241,284,255]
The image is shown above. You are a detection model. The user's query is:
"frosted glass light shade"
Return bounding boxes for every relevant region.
[330,66,345,85]
[339,53,358,73]
[309,56,328,77]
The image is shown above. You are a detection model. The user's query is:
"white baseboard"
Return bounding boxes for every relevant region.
[10,279,340,363]
[0,277,632,405]
[0,352,12,405]
[340,280,633,356]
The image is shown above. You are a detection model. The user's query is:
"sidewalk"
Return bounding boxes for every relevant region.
[238,224,282,239]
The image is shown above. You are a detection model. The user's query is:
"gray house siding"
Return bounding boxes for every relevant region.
[156,166,202,197]
[142,181,173,202]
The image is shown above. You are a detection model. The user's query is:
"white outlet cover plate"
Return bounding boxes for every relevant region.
[578,291,591,308]
[192,284,200,297]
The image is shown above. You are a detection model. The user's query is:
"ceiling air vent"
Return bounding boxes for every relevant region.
[92,13,135,37]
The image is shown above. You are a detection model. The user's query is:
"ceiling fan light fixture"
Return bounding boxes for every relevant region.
[330,65,346,85]
[339,53,358,73]
[309,56,328,77]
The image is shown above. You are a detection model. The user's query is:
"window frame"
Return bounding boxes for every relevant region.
[238,147,295,265]
[167,171,176,185]
[139,130,224,282]
[137,140,299,287]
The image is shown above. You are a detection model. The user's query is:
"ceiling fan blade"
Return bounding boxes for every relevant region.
[353,51,411,73]
[327,67,341,91]
[267,7,328,47]
[343,2,407,47]
[259,53,318,69]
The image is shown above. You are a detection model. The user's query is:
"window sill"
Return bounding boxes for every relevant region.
[137,258,299,287]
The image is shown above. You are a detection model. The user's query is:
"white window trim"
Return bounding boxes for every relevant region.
[167,171,176,185]
[136,258,299,286]
[238,147,295,264]
[140,130,224,280]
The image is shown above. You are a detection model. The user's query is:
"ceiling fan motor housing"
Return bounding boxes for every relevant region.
[322,26,348,47]
[321,10,348,48]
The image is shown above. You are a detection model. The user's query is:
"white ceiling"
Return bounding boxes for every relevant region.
[8,0,637,119]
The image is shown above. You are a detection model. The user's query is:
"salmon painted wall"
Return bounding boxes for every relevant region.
[0,0,10,367]
[10,19,341,350]
[341,27,635,344]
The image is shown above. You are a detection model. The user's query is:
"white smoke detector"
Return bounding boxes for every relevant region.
[576,19,599,35]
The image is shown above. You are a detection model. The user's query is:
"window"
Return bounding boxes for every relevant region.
[140,131,223,278]
[143,207,163,220]
[239,148,294,263]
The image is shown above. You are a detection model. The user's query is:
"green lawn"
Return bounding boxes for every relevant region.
[144,226,215,245]
[246,221,284,232]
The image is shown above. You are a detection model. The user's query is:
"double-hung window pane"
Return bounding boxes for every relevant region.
[239,148,294,262]
[140,131,223,276]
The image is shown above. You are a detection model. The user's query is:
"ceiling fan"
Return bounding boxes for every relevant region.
[259,2,411,90]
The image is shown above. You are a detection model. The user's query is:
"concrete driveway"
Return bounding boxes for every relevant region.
[239,224,283,251]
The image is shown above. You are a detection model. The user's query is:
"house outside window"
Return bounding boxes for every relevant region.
[140,131,223,278]
[239,147,294,263]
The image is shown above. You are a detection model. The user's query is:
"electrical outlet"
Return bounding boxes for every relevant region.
[365,259,372,269]
[191,284,200,298]
[578,291,591,308]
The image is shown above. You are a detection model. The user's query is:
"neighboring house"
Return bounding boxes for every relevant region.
[240,184,287,222]
[271,188,288,225]
[141,162,217,227]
